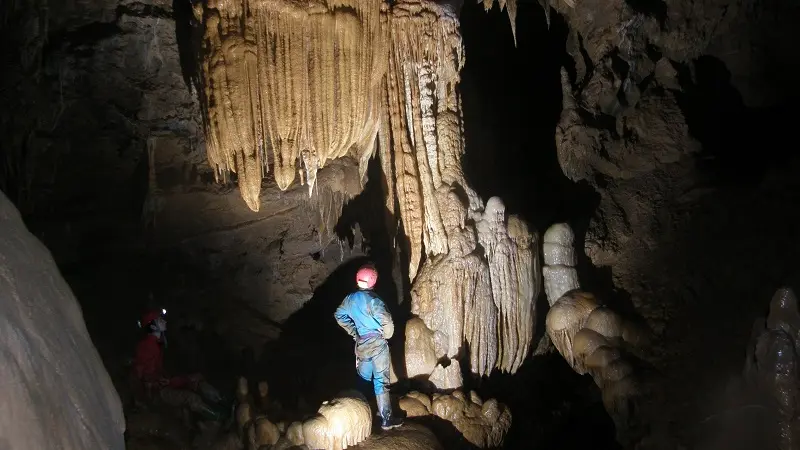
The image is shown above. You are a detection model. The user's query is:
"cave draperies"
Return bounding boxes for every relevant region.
[195,0,536,378]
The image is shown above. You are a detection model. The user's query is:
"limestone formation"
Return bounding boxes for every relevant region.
[229,376,286,449]
[399,396,431,418]
[405,317,438,378]
[546,290,601,370]
[257,380,270,411]
[286,421,305,446]
[428,360,464,390]
[302,396,373,450]
[254,416,281,447]
[385,16,541,375]
[397,390,512,448]
[230,378,373,449]
[235,402,253,434]
[236,375,251,405]
[194,0,540,383]
[547,289,651,442]
[542,222,580,306]
[477,0,519,46]
[744,287,800,450]
[543,223,651,444]
[196,0,387,211]
[0,191,127,449]
[355,422,443,449]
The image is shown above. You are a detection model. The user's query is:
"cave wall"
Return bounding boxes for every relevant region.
[0,0,361,362]
[0,189,126,449]
[546,0,800,441]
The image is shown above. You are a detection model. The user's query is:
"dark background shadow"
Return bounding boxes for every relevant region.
[254,248,405,418]
[457,2,622,448]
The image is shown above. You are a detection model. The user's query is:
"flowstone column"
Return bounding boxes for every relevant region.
[379,0,539,385]
[195,0,387,211]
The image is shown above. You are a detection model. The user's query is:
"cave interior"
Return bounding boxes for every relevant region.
[1,0,800,447]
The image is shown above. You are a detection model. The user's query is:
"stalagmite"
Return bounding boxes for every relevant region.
[235,402,252,434]
[765,287,800,342]
[397,390,512,448]
[744,287,800,450]
[286,421,305,446]
[254,417,281,447]
[382,0,539,381]
[399,395,432,417]
[544,222,652,445]
[196,0,387,211]
[547,292,650,443]
[429,360,464,390]
[405,317,438,378]
[236,376,250,405]
[543,222,581,306]
[546,290,600,369]
[257,380,269,411]
[302,396,373,450]
[475,198,538,373]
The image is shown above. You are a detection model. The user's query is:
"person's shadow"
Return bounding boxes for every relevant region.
[256,255,405,418]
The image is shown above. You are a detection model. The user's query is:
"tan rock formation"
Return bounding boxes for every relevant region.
[381,0,539,379]
[194,0,540,383]
[301,396,373,450]
[543,223,652,444]
[197,0,387,211]
[397,390,512,448]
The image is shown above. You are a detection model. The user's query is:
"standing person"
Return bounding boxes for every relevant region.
[334,264,403,430]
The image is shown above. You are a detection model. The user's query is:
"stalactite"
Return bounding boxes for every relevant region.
[379,0,464,280]
[481,0,518,47]
[301,159,364,249]
[197,0,387,211]
[195,0,541,382]
[382,0,539,379]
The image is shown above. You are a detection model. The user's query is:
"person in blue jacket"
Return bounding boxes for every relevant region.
[334,264,403,430]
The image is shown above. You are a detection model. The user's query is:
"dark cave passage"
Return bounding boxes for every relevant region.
[458,2,619,449]
[677,55,798,187]
[631,54,800,444]
[459,0,598,233]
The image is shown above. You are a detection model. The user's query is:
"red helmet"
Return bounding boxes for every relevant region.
[356,265,378,289]
[140,308,167,327]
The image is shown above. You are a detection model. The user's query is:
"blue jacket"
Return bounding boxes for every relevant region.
[335,290,395,342]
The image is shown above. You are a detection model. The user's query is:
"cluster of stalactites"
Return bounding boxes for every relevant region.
[197,0,387,211]
[408,199,539,377]
[378,0,467,282]
[380,0,537,378]
[479,0,518,46]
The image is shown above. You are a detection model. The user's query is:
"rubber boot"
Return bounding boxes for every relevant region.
[194,403,224,423]
[376,392,403,430]
[199,382,224,404]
